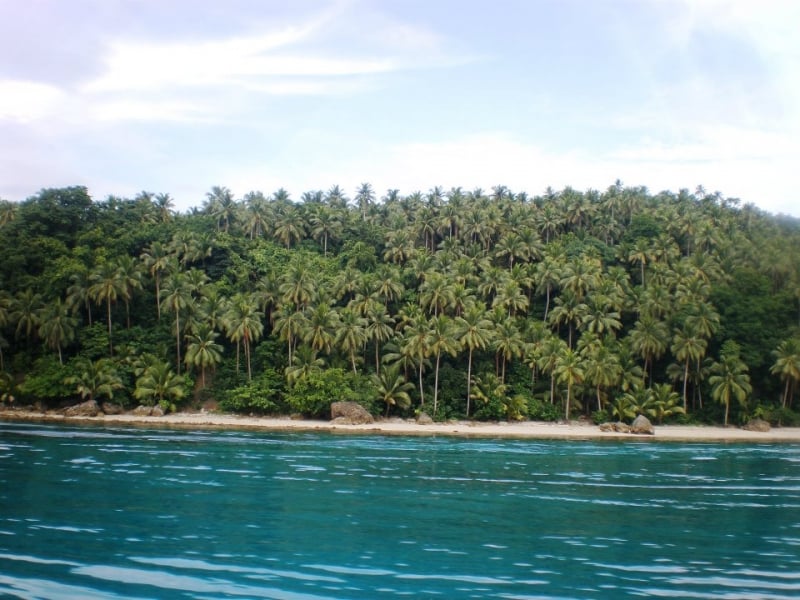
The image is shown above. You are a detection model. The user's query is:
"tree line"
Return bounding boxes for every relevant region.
[0,181,799,425]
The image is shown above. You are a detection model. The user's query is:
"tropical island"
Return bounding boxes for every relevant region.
[1,182,799,436]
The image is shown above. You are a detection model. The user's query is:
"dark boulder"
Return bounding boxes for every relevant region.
[599,421,631,433]
[64,400,100,417]
[416,412,434,425]
[631,414,655,435]
[131,405,153,416]
[102,402,124,415]
[743,418,770,432]
[330,401,374,425]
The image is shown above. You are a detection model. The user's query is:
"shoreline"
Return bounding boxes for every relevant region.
[2,409,800,442]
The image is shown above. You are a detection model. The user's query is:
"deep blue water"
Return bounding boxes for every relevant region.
[1,422,799,599]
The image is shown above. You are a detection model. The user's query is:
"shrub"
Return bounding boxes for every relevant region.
[285,368,374,419]
[528,396,562,422]
[219,369,283,414]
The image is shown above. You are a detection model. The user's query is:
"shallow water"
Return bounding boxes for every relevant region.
[1,422,799,599]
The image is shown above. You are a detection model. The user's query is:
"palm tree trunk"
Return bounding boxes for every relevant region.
[245,336,252,381]
[596,384,602,412]
[466,348,473,417]
[784,379,790,408]
[175,312,181,374]
[107,298,113,356]
[155,275,161,321]
[433,351,441,417]
[543,285,551,322]
[683,359,690,411]
[565,382,571,420]
[418,364,425,406]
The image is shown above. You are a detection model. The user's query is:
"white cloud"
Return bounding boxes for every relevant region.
[0,80,65,123]
[92,99,211,123]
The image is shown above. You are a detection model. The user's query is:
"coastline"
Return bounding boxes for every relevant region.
[2,409,800,442]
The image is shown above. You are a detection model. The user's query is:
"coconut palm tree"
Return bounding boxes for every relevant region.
[580,295,622,338]
[629,312,669,385]
[579,335,621,412]
[184,324,223,387]
[224,293,264,381]
[771,337,800,408]
[536,256,562,322]
[67,358,123,403]
[555,347,585,420]
[160,270,194,373]
[402,313,432,407]
[336,308,368,374]
[242,191,271,239]
[37,299,77,364]
[206,185,236,232]
[538,333,568,405]
[273,205,305,249]
[116,255,143,329]
[455,303,494,417]
[134,359,185,408]
[355,182,375,221]
[710,342,751,426]
[492,279,528,317]
[154,193,174,223]
[671,326,708,411]
[548,290,587,349]
[89,262,124,355]
[303,302,339,356]
[140,241,170,321]
[627,238,651,288]
[279,261,316,309]
[11,288,43,342]
[66,267,93,326]
[273,305,308,366]
[308,205,341,256]
[285,345,325,386]
[365,303,395,374]
[492,319,524,384]
[373,364,413,417]
[419,273,454,317]
[427,315,459,417]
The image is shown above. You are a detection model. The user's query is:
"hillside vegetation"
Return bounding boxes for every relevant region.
[1,182,798,426]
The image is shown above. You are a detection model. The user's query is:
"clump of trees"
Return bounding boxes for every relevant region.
[1,181,799,425]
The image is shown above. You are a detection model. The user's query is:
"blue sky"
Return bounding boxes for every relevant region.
[1,0,798,215]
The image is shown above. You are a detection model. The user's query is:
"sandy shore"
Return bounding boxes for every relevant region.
[2,409,800,442]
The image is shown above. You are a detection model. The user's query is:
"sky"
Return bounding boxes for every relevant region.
[1,0,799,216]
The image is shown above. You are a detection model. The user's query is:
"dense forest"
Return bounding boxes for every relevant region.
[1,182,799,426]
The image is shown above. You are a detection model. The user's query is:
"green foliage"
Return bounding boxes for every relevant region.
[753,404,800,427]
[219,369,283,414]
[528,397,563,422]
[134,358,186,408]
[285,368,374,418]
[16,356,74,404]
[3,183,799,428]
[470,372,527,421]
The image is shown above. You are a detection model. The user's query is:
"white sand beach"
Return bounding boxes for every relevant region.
[3,409,800,442]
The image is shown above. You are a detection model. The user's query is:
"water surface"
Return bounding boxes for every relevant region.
[1,422,799,598]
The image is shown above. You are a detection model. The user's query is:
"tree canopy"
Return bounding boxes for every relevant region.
[1,182,798,425]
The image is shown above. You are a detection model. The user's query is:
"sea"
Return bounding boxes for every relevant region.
[1,421,799,599]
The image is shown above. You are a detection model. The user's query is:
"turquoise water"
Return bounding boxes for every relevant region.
[1,423,799,599]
